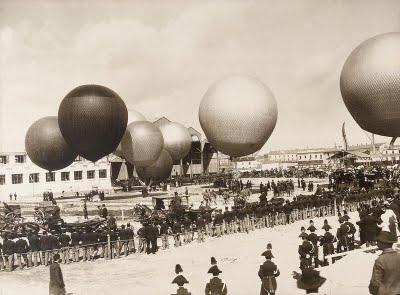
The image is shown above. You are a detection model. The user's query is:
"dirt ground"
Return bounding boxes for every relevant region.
[1,177,381,295]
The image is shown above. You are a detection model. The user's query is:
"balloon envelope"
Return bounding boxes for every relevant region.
[114,109,146,157]
[158,122,192,162]
[121,121,164,167]
[25,116,77,171]
[58,84,128,162]
[341,32,400,137]
[128,109,146,123]
[136,149,173,183]
[199,75,277,157]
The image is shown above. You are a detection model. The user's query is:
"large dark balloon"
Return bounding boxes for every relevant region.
[199,75,277,157]
[121,121,164,167]
[25,116,77,171]
[58,84,128,162]
[158,122,192,162]
[341,32,400,137]
[136,149,173,183]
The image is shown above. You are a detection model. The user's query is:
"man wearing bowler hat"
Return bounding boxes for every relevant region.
[369,231,400,295]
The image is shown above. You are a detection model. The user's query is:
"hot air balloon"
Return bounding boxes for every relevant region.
[58,84,128,162]
[128,109,146,123]
[341,32,400,137]
[25,116,77,171]
[136,149,173,183]
[121,121,164,167]
[199,75,278,157]
[158,122,192,162]
[114,109,146,157]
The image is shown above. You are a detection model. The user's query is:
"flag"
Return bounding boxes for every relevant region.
[342,122,348,151]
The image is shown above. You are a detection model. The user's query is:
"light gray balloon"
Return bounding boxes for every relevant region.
[199,75,277,157]
[341,32,400,137]
[158,122,192,162]
[121,121,164,167]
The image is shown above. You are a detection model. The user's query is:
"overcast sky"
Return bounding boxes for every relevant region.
[1,0,400,154]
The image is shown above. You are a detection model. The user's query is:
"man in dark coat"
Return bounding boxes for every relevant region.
[70,231,81,262]
[49,253,66,295]
[28,233,41,267]
[258,250,280,295]
[205,265,227,295]
[307,227,320,268]
[145,223,158,254]
[85,229,98,260]
[3,235,15,271]
[369,231,400,295]
[101,204,108,219]
[40,232,51,266]
[15,237,29,269]
[126,223,135,253]
[298,235,314,270]
[59,231,71,264]
[361,213,379,247]
[319,227,336,265]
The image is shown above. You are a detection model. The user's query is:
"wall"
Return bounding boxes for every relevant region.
[0,152,112,199]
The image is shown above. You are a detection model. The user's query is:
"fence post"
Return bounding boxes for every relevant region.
[334,198,337,216]
[121,209,125,221]
[107,234,111,259]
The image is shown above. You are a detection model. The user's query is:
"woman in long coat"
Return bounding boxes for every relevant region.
[49,254,66,295]
[258,250,280,295]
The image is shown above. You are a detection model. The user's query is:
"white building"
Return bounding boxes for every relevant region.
[297,148,338,167]
[235,159,262,171]
[267,150,299,163]
[0,151,112,199]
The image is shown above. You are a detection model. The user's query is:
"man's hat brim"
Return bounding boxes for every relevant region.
[297,276,326,290]
[376,231,398,244]
[172,275,189,285]
[208,265,222,275]
[261,250,274,259]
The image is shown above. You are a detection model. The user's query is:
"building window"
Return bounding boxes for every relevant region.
[12,174,23,184]
[87,170,95,179]
[99,169,107,178]
[74,171,83,180]
[61,172,70,181]
[0,175,5,185]
[15,155,26,163]
[320,155,323,159]
[0,155,8,164]
[46,172,55,182]
[29,173,39,183]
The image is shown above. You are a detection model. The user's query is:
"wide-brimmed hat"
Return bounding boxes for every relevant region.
[208,265,222,276]
[376,231,398,244]
[308,225,316,232]
[172,275,189,286]
[261,250,274,259]
[299,232,308,239]
[296,268,326,291]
